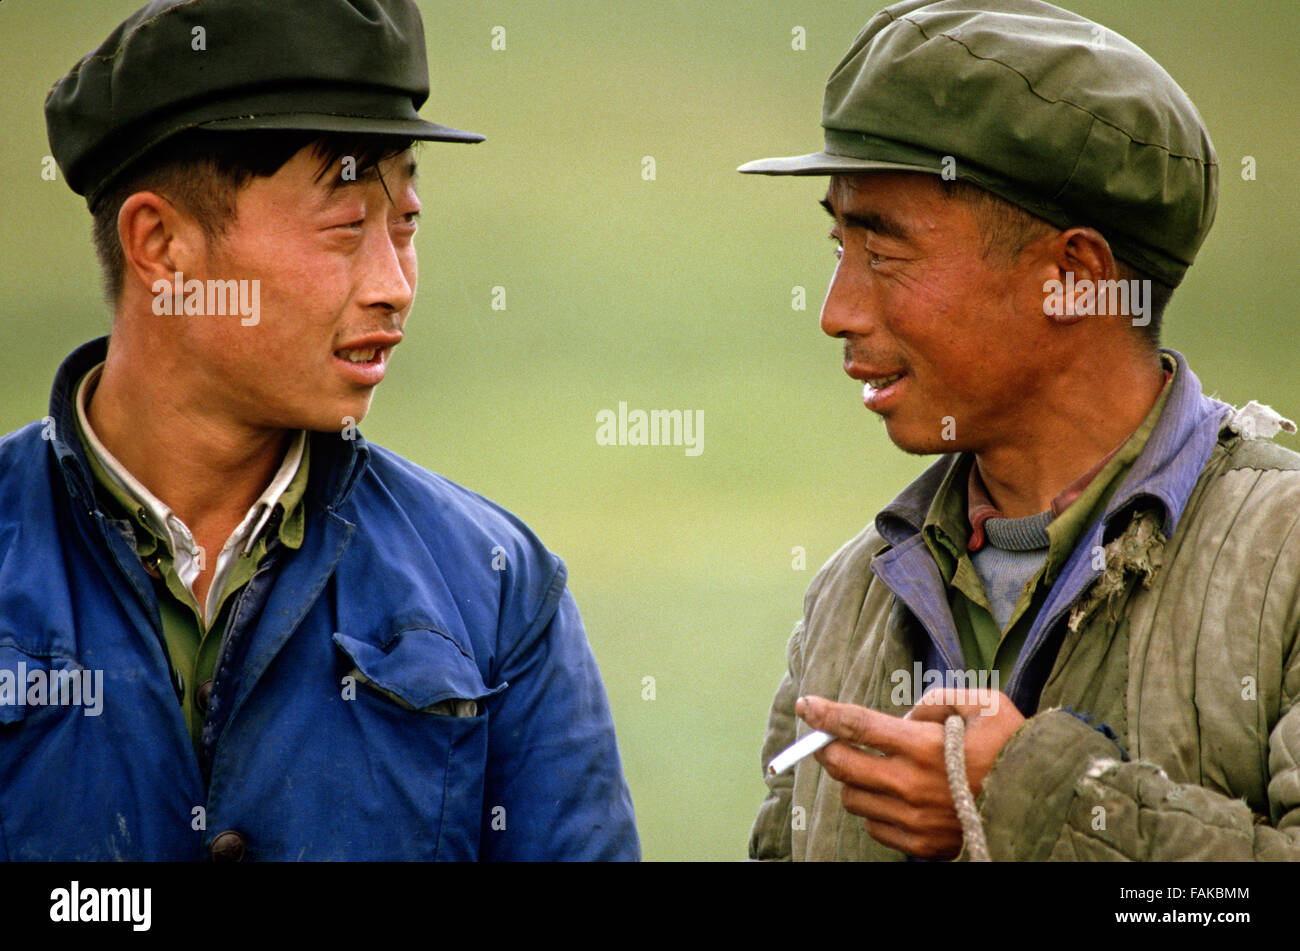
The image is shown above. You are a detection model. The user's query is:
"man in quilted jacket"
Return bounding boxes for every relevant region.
[741,0,1300,861]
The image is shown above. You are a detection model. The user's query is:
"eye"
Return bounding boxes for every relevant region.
[828,232,890,267]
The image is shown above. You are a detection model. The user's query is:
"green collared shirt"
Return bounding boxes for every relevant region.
[921,355,1176,684]
[73,364,311,750]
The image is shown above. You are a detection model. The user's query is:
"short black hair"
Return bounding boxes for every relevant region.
[90,129,416,307]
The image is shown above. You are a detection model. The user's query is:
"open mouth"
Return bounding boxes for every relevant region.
[861,371,907,411]
[331,344,390,385]
[863,372,904,390]
[335,347,381,364]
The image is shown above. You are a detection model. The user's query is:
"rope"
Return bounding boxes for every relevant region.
[943,714,991,862]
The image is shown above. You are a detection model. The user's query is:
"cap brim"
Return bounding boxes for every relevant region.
[200,113,484,143]
[737,151,937,176]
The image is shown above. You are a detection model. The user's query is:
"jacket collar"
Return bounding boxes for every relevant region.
[48,336,110,513]
[1099,348,1231,540]
[867,348,1233,707]
[49,336,372,515]
[306,428,370,513]
[874,348,1230,549]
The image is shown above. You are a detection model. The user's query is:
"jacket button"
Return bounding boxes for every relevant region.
[209,830,247,862]
[195,679,214,715]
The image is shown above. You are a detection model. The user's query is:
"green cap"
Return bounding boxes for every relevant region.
[45,0,484,208]
[739,0,1218,287]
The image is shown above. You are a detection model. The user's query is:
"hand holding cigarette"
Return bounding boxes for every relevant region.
[779,691,1023,859]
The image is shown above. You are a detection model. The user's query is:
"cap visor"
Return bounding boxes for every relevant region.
[200,113,484,143]
[737,151,937,176]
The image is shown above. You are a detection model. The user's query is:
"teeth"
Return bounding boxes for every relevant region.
[865,373,903,389]
[341,348,377,363]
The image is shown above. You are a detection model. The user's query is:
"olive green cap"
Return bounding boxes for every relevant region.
[739,0,1218,287]
[45,0,484,208]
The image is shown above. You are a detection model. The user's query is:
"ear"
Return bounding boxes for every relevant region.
[1042,226,1119,325]
[117,191,206,297]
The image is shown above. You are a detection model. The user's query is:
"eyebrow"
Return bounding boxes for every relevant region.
[391,155,418,188]
[819,194,911,242]
[316,155,419,208]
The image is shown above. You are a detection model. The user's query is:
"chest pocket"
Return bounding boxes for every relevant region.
[332,627,506,715]
[0,643,92,726]
[216,627,509,859]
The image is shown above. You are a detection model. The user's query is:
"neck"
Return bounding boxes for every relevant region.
[974,348,1166,518]
[86,332,290,536]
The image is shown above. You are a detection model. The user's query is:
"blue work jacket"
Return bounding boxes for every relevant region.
[0,337,639,860]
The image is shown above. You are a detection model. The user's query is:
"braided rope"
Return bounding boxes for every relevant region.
[943,714,991,862]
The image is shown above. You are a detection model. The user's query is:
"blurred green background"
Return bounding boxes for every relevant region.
[1,1,1296,860]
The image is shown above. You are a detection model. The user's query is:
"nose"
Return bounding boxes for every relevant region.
[819,255,872,340]
[357,224,416,316]
[821,254,863,340]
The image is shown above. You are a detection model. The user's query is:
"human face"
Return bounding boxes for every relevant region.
[176,145,420,433]
[820,172,1043,455]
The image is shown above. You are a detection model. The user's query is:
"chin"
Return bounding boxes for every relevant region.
[293,400,372,435]
[881,419,961,456]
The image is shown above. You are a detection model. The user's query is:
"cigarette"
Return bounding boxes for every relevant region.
[768,729,834,775]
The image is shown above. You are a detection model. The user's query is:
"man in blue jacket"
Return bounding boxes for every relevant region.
[1,0,639,860]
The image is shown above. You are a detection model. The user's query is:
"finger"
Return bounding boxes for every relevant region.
[819,740,956,804]
[839,783,956,834]
[842,785,963,859]
[813,740,898,796]
[797,695,934,755]
[859,815,962,861]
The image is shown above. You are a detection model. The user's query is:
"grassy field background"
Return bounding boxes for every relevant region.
[1,1,1296,859]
